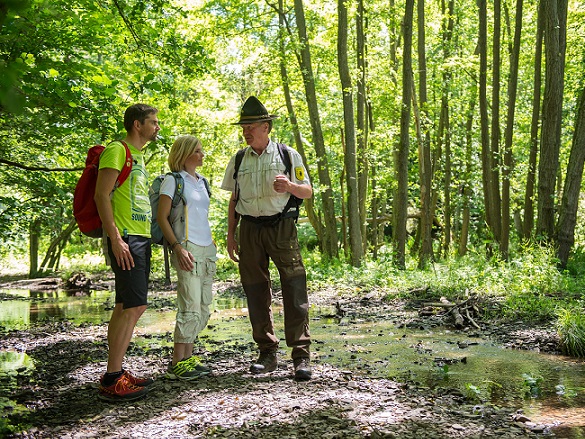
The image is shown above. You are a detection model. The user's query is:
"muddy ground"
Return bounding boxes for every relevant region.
[0,275,565,438]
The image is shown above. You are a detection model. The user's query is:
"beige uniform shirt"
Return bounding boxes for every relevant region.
[221,140,310,217]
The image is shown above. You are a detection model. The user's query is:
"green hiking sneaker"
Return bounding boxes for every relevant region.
[165,356,211,381]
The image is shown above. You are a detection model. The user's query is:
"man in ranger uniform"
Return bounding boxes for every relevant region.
[221,96,313,381]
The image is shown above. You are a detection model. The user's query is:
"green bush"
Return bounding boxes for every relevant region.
[557,307,585,358]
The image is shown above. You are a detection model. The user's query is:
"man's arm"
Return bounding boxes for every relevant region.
[94,168,134,270]
[226,192,240,263]
[273,176,313,199]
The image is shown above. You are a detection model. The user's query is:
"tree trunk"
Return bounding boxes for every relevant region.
[500,0,524,259]
[523,0,544,240]
[478,0,493,251]
[338,0,363,266]
[356,0,369,252]
[39,219,77,274]
[394,0,414,269]
[277,0,322,248]
[438,0,455,259]
[556,84,585,269]
[416,0,433,268]
[536,0,567,240]
[293,0,338,258]
[489,0,503,247]
[458,80,477,257]
[29,218,41,278]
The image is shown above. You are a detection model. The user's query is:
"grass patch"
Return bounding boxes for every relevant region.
[557,307,585,357]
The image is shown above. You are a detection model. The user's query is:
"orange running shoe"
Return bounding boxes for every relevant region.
[98,373,148,402]
[123,370,154,387]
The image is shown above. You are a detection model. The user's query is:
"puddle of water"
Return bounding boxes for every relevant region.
[1,288,584,437]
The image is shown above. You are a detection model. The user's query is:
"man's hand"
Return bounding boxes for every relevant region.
[273,174,290,193]
[111,238,135,270]
[227,235,239,263]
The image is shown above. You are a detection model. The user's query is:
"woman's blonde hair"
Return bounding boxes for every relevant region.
[168,135,202,172]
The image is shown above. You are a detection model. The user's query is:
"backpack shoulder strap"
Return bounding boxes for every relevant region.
[113,141,133,189]
[201,176,211,197]
[169,171,185,208]
[233,147,247,180]
[276,143,292,176]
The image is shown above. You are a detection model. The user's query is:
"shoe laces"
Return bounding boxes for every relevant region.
[114,374,140,392]
[184,356,202,367]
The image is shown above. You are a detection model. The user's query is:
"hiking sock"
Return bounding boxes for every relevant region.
[102,370,124,386]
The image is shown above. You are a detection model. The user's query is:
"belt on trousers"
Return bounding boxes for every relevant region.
[241,210,298,226]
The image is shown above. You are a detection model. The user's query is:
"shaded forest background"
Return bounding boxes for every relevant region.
[0,0,584,276]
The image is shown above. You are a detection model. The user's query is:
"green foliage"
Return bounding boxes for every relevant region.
[521,373,543,399]
[557,307,585,358]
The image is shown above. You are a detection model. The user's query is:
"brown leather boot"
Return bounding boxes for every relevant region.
[293,357,312,381]
[250,352,277,374]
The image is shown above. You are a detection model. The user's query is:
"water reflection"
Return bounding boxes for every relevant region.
[1,288,584,437]
[0,289,114,329]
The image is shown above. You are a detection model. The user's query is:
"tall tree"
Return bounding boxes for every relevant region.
[338,0,363,266]
[394,0,415,269]
[437,0,454,260]
[356,0,369,251]
[478,0,494,251]
[556,80,585,269]
[489,0,503,247]
[536,0,568,240]
[293,0,338,258]
[416,0,433,267]
[522,0,544,240]
[500,0,524,259]
[276,0,322,246]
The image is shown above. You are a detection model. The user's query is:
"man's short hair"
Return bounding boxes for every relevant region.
[124,104,158,133]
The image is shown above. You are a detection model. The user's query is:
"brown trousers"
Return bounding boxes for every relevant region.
[238,217,311,359]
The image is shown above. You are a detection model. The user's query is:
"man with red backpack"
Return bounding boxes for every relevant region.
[94,103,160,401]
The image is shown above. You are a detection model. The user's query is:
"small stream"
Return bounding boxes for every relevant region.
[1,288,584,437]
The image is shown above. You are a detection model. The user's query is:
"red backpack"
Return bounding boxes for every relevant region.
[73,141,132,237]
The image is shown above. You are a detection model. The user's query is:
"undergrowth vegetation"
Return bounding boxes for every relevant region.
[1,241,584,347]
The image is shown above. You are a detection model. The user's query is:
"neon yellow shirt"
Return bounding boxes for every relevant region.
[99,141,151,237]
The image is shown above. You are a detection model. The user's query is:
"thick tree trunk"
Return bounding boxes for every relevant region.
[394,0,414,269]
[489,0,503,246]
[523,0,544,240]
[556,85,585,269]
[338,0,363,266]
[536,0,567,240]
[416,0,433,268]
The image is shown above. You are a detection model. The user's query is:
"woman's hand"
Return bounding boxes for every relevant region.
[175,244,195,271]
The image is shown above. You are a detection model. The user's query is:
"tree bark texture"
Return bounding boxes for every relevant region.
[500,0,524,259]
[394,0,414,269]
[293,0,338,258]
[338,0,363,266]
[556,84,585,268]
[536,0,567,240]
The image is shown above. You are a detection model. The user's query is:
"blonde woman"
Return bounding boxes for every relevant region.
[158,135,216,380]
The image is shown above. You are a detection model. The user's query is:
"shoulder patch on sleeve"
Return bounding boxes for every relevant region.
[294,166,305,181]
